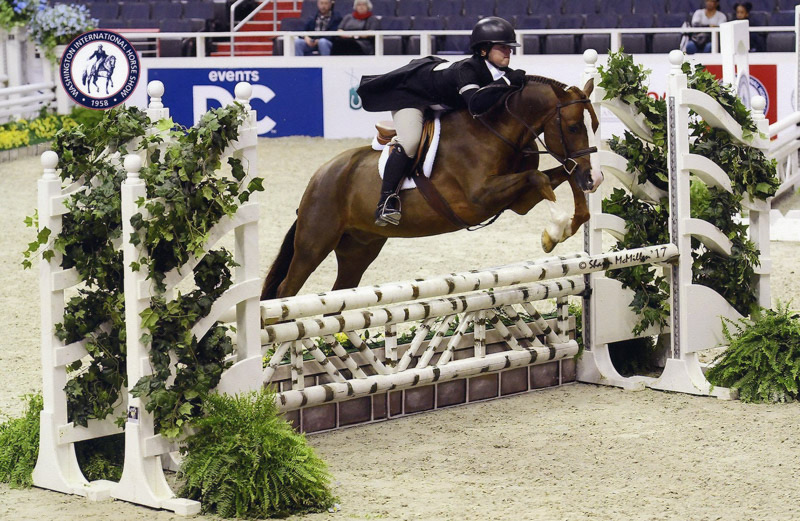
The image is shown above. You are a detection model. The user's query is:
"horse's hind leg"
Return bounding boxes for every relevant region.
[276,220,342,297]
[332,234,387,290]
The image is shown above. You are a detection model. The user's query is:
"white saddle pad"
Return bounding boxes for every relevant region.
[371,116,441,191]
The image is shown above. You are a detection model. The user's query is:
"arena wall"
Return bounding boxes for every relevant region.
[126,52,796,140]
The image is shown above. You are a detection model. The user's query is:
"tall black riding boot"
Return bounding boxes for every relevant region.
[375,145,413,226]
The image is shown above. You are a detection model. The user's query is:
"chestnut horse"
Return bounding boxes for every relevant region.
[261,77,600,300]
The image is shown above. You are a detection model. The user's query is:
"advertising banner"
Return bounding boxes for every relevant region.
[147,67,324,137]
[138,52,794,139]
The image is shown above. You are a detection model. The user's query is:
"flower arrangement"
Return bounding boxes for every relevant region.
[29,3,96,63]
[0,0,46,30]
[0,112,77,151]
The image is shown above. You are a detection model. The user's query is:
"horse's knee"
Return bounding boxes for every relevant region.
[529,170,555,202]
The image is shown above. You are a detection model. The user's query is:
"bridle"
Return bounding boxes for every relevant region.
[476,85,597,175]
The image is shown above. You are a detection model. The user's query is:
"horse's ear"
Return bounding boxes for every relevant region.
[583,78,594,97]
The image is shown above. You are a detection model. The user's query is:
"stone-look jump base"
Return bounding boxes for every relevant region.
[282,358,577,434]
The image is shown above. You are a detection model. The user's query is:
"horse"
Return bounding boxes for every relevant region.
[84,56,116,95]
[261,76,600,300]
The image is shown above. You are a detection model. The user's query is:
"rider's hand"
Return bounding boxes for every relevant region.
[505,69,526,87]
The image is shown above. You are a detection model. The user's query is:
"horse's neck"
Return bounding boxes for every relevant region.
[516,82,558,129]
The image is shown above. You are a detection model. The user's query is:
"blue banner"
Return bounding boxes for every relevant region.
[147,68,323,137]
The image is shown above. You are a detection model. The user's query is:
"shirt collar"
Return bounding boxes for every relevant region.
[485,60,505,81]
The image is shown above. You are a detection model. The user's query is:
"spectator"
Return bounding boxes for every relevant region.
[332,0,380,55]
[733,2,765,52]
[295,0,343,56]
[687,0,727,53]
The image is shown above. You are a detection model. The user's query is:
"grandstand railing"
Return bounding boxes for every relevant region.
[229,0,304,55]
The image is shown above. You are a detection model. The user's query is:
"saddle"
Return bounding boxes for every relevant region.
[374,117,473,229]
[375,118,437,174]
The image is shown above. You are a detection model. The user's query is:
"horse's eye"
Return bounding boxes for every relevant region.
[568,124,580,134]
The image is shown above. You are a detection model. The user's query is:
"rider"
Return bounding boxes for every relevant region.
[357,16,527,226]
[87,44,108,74]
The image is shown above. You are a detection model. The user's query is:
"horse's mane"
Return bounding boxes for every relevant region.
[526,75,585,97]
[527,75,568,90]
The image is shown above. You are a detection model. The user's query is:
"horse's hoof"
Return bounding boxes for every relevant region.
[541,230,556,253]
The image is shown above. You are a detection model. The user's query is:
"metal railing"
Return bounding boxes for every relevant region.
[229,0,303,55]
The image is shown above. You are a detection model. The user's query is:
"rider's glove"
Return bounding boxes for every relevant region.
[505,69,526,87]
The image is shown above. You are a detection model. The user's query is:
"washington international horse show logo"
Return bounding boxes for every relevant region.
[60,30,140,109]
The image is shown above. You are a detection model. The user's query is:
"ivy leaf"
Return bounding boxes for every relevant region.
[140,308,159,331]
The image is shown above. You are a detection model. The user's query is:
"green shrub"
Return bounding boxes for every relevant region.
[75,434,124,482]
[706,304,800,403]
[0,394,42,488]
[178,389,336,518]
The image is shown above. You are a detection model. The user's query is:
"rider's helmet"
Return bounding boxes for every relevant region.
[469,17,520,52]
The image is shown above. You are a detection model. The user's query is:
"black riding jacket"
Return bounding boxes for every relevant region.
[357,54,525,115]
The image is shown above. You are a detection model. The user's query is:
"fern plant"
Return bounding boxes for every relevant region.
[0,394,42,488]
[706,304,800,403]
[178,389,336,518]
[74,434,124,482]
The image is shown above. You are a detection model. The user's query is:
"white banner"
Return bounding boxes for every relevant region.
[132,52,795,139]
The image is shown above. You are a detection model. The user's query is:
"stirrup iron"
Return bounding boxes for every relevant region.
[375,193,401,226]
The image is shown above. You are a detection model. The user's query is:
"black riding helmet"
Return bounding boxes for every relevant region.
[469,17,520,52]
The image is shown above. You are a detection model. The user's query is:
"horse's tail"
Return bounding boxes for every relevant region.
[82,69,87,86]
[260,219,297,301]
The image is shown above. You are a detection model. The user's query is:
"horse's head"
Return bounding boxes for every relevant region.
[514,78,602,192]
[542,79,601,192]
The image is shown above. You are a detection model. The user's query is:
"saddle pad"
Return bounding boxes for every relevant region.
[371,116,441,191]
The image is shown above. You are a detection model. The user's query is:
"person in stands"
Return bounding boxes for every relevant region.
[687,0,727,53]
[357,17,526,226]
[332,0,380,55]
[295,0,342,56]
[733,2,765,52]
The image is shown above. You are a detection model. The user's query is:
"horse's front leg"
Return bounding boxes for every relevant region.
[541,166,590,253]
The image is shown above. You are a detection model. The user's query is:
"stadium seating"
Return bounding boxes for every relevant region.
[71,0,798,57]
[372,0,398,17]
[463,0,496,17]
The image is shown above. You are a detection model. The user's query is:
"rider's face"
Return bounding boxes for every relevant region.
[487,44,512,68]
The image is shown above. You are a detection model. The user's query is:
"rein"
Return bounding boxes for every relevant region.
[477,85,597,175]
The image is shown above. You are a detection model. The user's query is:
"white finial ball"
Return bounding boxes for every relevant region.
[669,49,684,66]
[235,82,252,101]
[124,154,142,173]
[41,150,58,169]
[583,48,598,65]
[751,95,766,113]
[147,80,164,98]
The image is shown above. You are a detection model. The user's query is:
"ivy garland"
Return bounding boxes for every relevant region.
[23,103,263,438]
[596,50,779,333]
